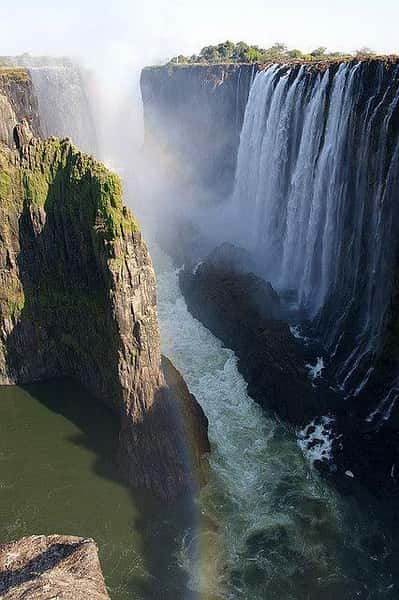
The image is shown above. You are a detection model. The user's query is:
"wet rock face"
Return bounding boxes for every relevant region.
[0,68,41,148]
[0,133,207,500]
[140,64,257,197]
[0,535,110,599]
[180,243,324,424]
[162,355,210,486]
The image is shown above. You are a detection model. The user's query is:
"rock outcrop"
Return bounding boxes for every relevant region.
[180,243,326,424]
[162,355,210,485]
[141,64,257,196]
[0,67,41,148]
[0,130,208,499]
[0,535,109,599]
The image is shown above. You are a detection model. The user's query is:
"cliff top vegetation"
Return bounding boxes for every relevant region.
[0,67,29,83]
[168,41,397,65]
[0,54,73,68]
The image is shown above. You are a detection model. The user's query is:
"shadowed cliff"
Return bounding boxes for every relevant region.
[0,129,208,500]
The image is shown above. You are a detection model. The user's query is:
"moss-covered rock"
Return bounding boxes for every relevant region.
[0,132,206,499]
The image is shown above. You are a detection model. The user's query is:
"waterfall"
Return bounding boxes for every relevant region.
[29,65,98,155]
[232,62,399,393]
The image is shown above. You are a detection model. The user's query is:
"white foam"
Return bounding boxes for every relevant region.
[306,356,325,381]
[289,325,310,343]
[193,260,203,275]
[298,416,335,464]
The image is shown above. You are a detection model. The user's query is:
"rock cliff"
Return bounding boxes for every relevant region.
[0,65,210,499]
[180,243,329,424]
[152,59,399,495]
[141,64,257,197]
[0,535,109,599]
[0,67,41,148]
[0,129,208,499]
[29,63,98,155]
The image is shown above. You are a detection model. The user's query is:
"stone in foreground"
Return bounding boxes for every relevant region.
[0,535,109,599]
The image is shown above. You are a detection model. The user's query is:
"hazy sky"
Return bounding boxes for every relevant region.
[2,0,399,72]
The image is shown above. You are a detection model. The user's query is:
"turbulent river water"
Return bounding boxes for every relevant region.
[152,244,399,600]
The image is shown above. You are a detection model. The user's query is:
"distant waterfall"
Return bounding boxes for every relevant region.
[30,65,98,155]
[232,62,399,392]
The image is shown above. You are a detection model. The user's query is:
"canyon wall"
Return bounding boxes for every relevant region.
[29,64,98,155]
[141,64,257,197]
[0,68,41,147]
[141,59,399,493]
[0,68,209,500]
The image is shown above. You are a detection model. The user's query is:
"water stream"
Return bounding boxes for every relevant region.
[152,244,399,600]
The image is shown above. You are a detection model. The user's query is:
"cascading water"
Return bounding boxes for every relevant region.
[231,62,399,393]
[29,65,98,154]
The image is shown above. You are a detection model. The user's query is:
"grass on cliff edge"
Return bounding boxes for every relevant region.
[21,138,139,242]
[0,67,29,84]
[0,138,139,244]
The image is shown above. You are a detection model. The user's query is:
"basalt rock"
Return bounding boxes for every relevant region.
[0,535,110,599]
[180,243,325,424]
[0,68,41,148]
[162,355,210,486]
[0,131,207,500]
[141,64,258,197]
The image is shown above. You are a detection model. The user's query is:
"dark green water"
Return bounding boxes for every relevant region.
[0,379,195,600]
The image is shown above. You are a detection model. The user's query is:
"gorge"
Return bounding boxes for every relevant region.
[142,58,399,496]
[1,49,399,600]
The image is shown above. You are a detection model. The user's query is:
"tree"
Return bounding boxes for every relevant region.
[288,49,304,59]
[310,46,327,58]
[355,46,376,57]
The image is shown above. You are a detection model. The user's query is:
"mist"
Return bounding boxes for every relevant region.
[3,0,399,229]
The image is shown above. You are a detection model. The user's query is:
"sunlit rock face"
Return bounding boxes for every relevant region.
[0,66,209,499]
[0,535,110,599]
[0,68,41,147]
[0,133,186,498]
[140,63,258,197]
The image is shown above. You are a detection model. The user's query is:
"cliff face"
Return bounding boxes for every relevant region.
[29,64,98,155]
[141,64,257,196]
[0,535,109,599]
[0,131,206,498]
[0,68,41,148]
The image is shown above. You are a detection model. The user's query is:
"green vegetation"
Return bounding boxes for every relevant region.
[0,137,140,321]
[0,53,72,68]
[0,67,29,83]
[0,278,25,319]
[20,138,139,242]
[169,41,387,65]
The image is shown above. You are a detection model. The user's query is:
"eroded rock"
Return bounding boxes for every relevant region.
[0,535,109,599]
[0,133,202,500]
[180,243,326,424]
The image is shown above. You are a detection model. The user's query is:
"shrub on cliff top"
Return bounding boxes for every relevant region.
[168,41,384,65]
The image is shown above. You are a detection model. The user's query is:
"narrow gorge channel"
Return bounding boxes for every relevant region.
[152,244,399,600]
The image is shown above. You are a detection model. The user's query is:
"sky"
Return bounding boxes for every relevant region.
[2,0,399,74]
